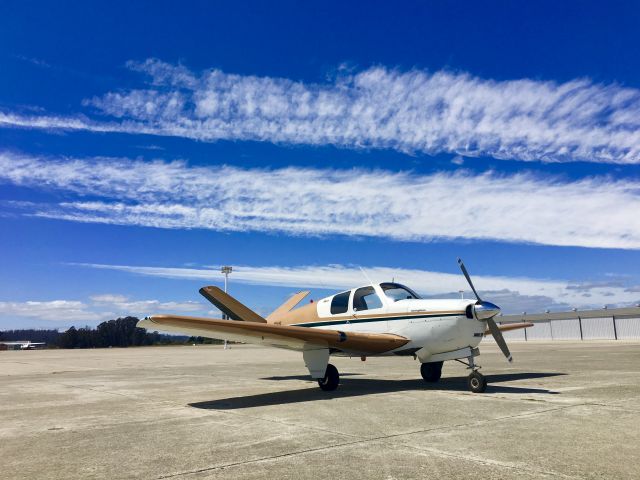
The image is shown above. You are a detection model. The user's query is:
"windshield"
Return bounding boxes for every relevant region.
[380,283,421,302]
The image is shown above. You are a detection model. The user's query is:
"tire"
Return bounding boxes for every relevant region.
[467,371,487,393]
[420,361,443,382]
[318,363,339,391]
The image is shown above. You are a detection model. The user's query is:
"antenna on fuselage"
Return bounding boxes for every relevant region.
[358,266,375,286]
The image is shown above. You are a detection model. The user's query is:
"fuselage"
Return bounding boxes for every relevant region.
[276,282,486,358]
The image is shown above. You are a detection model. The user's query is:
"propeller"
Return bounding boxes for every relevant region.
[457,258,512,363]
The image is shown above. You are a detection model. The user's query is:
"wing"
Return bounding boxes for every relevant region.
[497,306,640,322]
[484,322,533,336]
[137,315,409,354]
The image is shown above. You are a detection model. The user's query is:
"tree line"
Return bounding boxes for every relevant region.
[1,316,222,348]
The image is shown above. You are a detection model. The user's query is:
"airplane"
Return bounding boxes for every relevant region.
[138,259,640,393]
[0,340,47,350]
[138,259,544,393]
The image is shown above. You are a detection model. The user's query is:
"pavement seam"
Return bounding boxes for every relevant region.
[155,437,371,479]
[156,402,592,479]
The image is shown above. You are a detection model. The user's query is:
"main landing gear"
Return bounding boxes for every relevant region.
[420,361,443,382]
[318,363,340,391]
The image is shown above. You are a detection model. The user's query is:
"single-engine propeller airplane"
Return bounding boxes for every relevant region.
[137,259,637,393]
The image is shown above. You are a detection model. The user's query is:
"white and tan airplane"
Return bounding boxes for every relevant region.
[138,259,542,393]
[138,259,640,393]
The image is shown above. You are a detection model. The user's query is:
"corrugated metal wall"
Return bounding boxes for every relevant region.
[485,316,640,341]
[617,317,640,339]
[525,321,552,340]
[550,318,581,339]
[582,317,615,340]
[502,327,526,341]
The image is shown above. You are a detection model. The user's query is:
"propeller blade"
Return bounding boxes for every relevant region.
[457,258,482,302]
[487,317,513,362]
[457,258,512,362]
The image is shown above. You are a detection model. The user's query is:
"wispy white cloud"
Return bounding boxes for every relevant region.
[0,294,208,328]
[3,59,640,164]
[76,263,640,312]
[0,111,123,133]
[89,294,202,315]
[1,150,640,249]
[0,300,102,323]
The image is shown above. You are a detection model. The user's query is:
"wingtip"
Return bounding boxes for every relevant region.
[136,316,154,328]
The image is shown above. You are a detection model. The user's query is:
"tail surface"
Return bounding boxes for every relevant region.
[199,286,267,323]
[266,291,310,323]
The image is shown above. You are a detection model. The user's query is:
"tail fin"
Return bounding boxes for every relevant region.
[199,286,267,323]
[267,291,310,323]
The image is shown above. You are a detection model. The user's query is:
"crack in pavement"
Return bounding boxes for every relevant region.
[157,402,598,479]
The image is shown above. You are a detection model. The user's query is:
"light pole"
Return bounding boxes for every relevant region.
[221,266,232,349]
[221,266,232,293]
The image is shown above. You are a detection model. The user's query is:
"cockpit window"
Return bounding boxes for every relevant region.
[380,282,421,302]
[352,286,383,311]
[330,291,350,314]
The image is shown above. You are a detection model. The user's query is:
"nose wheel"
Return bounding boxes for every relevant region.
[467,370,487,393]
[455,354,488,393]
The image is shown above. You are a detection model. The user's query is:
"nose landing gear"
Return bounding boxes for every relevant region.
[465,355,487,393]
[467,370,487,393]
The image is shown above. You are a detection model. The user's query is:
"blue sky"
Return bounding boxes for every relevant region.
[1,1,640,329]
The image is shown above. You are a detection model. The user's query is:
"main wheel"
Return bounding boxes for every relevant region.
[467,371,487,393]
[318,363,339,391]
[420,361,443,382]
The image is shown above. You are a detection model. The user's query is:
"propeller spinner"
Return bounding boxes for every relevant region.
[457,258,512,363]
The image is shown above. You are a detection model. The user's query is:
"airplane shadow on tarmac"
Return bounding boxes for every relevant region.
[189,372,565,410]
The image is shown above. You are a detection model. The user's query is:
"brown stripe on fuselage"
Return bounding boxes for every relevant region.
[320,310,466,322]
[274,302,465,326]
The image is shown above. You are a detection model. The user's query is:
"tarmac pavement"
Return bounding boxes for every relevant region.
[1,341,639,479]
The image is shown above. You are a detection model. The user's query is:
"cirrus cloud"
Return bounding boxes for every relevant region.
[1,151,640,249]
[2,59,640,164]
[0,152,640,249]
